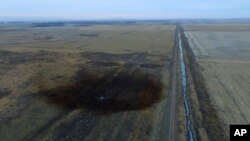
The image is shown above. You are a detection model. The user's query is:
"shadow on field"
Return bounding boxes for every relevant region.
[39,66,163,113]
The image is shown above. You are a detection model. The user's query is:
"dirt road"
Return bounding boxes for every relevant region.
[167,26,179,141]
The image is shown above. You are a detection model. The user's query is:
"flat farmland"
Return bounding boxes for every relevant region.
[184,24,250,137]
[0,23,175,141]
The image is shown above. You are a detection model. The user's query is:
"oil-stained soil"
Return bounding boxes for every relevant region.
[0,24,175,141]
[0,51,170,141]
[39,51,165,112]
[40,66,163,112]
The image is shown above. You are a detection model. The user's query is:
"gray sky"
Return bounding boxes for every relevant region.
[0,0,249,20]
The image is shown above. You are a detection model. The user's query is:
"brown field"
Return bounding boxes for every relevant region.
[0,23,175,141]
[184,24,250,138]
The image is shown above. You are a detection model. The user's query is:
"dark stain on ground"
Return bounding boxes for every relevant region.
[0,88,10,98]
[81,51,142,62]
[140,63,163,69]
[81,51,168,65]
[25,51,166,113]
[87,61,122,67]
[39,65,163,113]
[0,51,167,141]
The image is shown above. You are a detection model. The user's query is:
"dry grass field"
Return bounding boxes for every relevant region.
[184,24,250,137]
[0,23,175,141]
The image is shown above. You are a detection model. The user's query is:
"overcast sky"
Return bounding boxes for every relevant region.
[0,0,249,20]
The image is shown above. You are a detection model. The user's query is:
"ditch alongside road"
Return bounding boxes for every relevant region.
[179,25,227,141]
[178,26,195,141]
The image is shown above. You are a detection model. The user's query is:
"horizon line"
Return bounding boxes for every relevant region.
[1,17,250,22]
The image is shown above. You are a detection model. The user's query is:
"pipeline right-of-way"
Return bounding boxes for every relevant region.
[178,29,195,141]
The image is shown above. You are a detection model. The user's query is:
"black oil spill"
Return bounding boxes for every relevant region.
[34,51,167,113]
[39,66,163,113]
